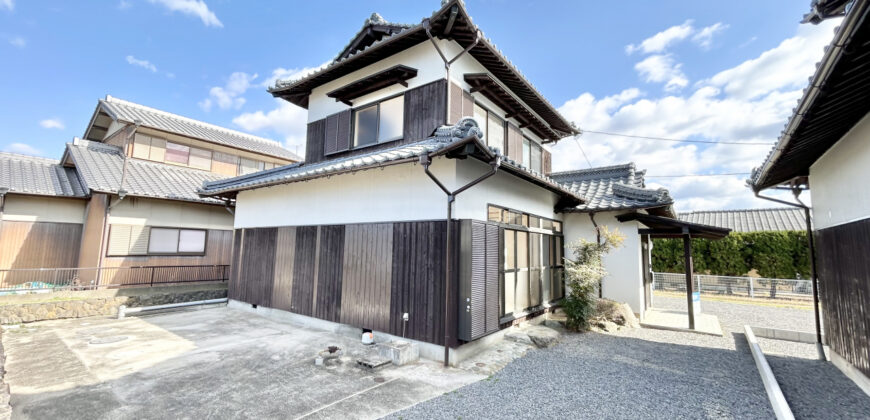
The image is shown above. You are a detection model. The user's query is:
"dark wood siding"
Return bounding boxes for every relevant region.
[231,220,460,346]
[815,218,870,378]
[507,123,523,163]
[291,226,318,315]
[449,82,475,125]
[228,229,243,301]
[271,226,296,312]
[314,225,345,322]
[340,223,393,332]
[305,119,326,163]
[404,79,447,143]
[542,149,552,175]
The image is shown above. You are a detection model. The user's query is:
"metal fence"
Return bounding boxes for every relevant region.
[652,272,812,300]
[0,265,230,294]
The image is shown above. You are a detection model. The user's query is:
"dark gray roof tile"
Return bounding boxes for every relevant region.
[550,163,674,214]
[679,208,806,232]
[0,152,87,198]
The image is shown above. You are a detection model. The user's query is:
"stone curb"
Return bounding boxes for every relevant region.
[744,325,795,420]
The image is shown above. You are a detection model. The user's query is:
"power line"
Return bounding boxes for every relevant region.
[572,136,593,168]
[582,130,775,146]
[646,172,751,178]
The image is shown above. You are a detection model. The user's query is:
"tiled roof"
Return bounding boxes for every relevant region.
[0,152,87,198]
[200,118,584,204]
[550,163,674,215]
[65,140,226,205]
[679,208,806,232]
[98,96,301,162]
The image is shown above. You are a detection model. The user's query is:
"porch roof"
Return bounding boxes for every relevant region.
[616,212,730,240]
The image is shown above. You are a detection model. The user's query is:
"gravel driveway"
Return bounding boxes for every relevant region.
[390,297,776,419]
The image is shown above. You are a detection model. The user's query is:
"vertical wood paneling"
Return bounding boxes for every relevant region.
[0,221,83,286]
[314,225,345,322]
[271,226,296,311]
[238,228,277,307]
[305,119,326,163]
[340,223,393,332]
[291,226,318,315]
[228,229,243,301]
[507,123,523,163]
[542,149,552,175]
[404,79,447,144]
[816,218,870,378]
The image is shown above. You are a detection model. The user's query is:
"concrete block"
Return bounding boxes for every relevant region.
[377,341,419,366]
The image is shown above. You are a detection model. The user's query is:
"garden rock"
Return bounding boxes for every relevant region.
[595,299,639,329]
[505,330,533,345]
[524,326,560,348]
[591,320,619,333]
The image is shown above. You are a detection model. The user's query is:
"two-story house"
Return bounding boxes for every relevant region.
[199,0,679,365]
[0,95,300,288]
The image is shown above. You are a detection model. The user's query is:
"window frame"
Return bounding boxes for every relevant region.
[146,227,209,256]
[473,101,508,153]
[351,93,405,150]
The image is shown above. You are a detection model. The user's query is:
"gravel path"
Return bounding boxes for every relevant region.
[389,299,774,419]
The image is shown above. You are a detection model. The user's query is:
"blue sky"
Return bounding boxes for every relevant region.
[0,0,839,210]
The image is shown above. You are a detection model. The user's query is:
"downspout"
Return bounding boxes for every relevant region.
[421,152,501,367]
[754,188,824,360]
[589,212,602,298]
[99,121,141,282]
[423,15,481,125]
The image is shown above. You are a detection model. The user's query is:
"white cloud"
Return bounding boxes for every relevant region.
[634,54,688,91]
[554,20,839,211]
[233,99,308,152]
[8,36,25,48]
[126,55,157,72]
[626,20,694,54]
[39,118,65,130]
[692,23,728,49]
[147,0,222,28]
[199,72,258,111]
[3,143,41,156]
[703,19,839,100]
[0,0,12,12]
[118,0,131,10]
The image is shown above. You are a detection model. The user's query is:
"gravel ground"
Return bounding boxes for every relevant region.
[389,299,774,419]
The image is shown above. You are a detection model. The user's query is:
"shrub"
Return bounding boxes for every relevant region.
[563,226,624,331]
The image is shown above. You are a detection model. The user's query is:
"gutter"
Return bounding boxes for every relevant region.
[753,0,869,190]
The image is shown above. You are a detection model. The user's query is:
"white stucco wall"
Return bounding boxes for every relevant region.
[562,212,645,314]
[108,197,234,230]
[1,195,87,224]
[809,112,870,230]
[234,156,562,229]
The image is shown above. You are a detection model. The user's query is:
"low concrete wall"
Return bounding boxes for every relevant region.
[0,283,227,324]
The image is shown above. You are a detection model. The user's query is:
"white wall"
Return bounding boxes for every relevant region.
[810,112,870,230]
[2,195,87,224]
[234,156,562,229]
[562,212,644,314]
[307,40,450,122]
[108,197,233,230]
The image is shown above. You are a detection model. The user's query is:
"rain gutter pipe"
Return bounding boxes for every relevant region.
[421,152,501,367]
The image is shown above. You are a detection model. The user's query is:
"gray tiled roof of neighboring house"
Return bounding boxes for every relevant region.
[199,119,583,203]
[0,152,87,198]
[97,96,301,161]
[550,163,675,215]
[65,140,226,205]
[679,208,807,232]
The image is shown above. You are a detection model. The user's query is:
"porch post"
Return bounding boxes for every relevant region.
[682,227,695,329]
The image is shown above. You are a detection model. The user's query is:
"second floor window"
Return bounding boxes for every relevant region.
[354,95,404,147]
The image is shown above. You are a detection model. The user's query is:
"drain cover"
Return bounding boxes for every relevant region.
[373,377,386,383]
[89,336,129,345]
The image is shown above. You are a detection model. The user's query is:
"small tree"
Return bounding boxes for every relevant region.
[562,226,624,331]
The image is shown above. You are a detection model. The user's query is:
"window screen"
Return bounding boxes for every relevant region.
[487,113,505,152]
[189,147,212,170]
[473,103,488,140]
[522,139,531,168]
[165,142,190,164]
[149,137,166,162]
[239,158,261,175]
[378,96,404,142]
[531,143,542,173]
[354,104,378,147]
[132,134,151,159]
[148,228,179,254]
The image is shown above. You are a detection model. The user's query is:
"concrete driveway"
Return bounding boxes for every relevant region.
[2,307,483,419]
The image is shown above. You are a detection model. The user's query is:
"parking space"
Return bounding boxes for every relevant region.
[2,307,483,420]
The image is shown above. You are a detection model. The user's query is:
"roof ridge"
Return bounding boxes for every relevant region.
[103,95,285,148]
[549,162,636,177]
[678,207,801,215]
[0,151,60,164]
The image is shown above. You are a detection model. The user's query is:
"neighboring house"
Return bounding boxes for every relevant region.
[200,0,687,364]
[0,96,300,288]
[751,0,870,392]
[679,208,806,232]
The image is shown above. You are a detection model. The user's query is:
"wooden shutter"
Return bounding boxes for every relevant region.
[507,123,523,162]
[542,148,552,175]
[324,113,339,154]
[403,79,447,143]
[324,110,352,155]
[449,82,463,124]
[305,119,326,163]
[462,90,474,118]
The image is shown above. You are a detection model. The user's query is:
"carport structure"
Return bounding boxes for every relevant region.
[617,213,730,330]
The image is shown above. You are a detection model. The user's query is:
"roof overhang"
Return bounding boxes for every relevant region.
[268,0,579,142]
[752,0,870,191]
[617,212,731,240]
[326,65,418,106]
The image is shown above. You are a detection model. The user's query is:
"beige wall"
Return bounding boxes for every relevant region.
[108,196,234,230]
[1,195,87,224]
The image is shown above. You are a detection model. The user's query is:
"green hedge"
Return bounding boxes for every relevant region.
[651,231,810,279]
